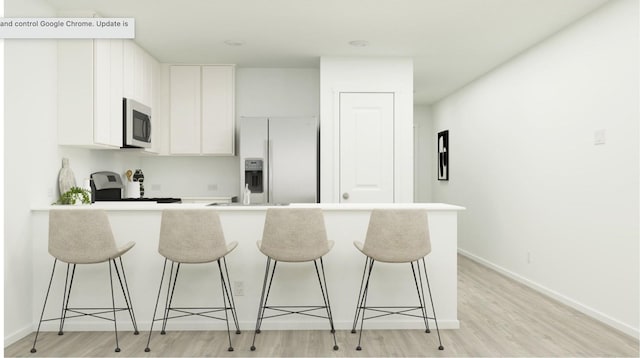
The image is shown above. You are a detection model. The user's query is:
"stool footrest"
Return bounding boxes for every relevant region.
[41,307,132,323]
[153,307,234,322]
[261,305,332,320]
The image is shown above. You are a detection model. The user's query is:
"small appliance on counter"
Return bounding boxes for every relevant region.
[90,171,124,202]
[90,171,181,204]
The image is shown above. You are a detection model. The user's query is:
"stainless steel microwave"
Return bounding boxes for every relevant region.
[123,98,151,148]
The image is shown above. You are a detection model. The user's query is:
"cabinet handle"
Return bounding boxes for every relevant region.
[342,192,349,200]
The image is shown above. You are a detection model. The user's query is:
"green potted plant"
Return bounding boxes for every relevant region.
[56,186,91,205]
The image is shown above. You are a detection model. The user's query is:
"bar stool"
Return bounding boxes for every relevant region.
[31,209,139,354]
[144,209,240,352]
[250,208,338,351]
[351,209,444,351]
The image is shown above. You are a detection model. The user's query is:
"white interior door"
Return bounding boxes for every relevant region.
[339,92,394,203]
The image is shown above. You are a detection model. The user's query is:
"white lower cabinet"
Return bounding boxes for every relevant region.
[169,65,235,155]
[58,39,124,148]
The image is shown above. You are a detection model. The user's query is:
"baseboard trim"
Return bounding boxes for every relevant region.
[4,324,33,348]
[29,319,459,333]
[458,248,639,339]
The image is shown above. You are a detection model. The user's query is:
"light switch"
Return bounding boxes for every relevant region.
[594,129,606,145]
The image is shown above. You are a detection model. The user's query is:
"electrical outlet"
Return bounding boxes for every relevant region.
[594,129,606,145]
[527,251,532,264]
[207,184,218,191]
[233,281,244,296]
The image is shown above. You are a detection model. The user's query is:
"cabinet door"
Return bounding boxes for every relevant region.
[146,59,162,154]
[122,40,136,100]
[170,65,202,154]
[142,51,155,107]
[201,65,235,155]
[93,39,123,147]
[123,40,154,107]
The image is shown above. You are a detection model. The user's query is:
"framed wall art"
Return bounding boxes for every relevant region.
[437,130,449,181]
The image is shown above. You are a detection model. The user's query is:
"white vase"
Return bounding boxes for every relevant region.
[58,158,77,195]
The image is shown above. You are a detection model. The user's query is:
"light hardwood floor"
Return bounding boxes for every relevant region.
[6,255,639,357]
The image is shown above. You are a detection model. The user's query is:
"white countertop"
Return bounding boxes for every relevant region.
[33,202,465,212]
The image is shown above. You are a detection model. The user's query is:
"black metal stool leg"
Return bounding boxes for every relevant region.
[113,257,139,334]
[217,260,234,352]
[108,259,121,353]
[251,257,277,351]
[31,259,58,354]
[411,261,431,333]
[58,263,74,335]
[356,258,375,351]
[145,258,169,352]
[161,262,180,335]
[351,257,371,333]
[315,258,338,351]
[221,257,241,334]
[422,258,444,350]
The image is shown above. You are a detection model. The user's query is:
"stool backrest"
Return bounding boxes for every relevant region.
[261,208,330,262]
[159,209,228,263]
[363,209,431,263]
[48,209,119,264]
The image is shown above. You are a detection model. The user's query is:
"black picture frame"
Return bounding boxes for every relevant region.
[437,130,449,181]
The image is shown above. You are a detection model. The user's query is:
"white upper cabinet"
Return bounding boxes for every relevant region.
[58,39,124,148]
[201,66,235,154]
[170,65,201,154]
[169,65,235,155]
[123,40,160,153]
[123,40,156,108]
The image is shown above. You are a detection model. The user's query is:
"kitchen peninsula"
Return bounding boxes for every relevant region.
[30,203,463,332]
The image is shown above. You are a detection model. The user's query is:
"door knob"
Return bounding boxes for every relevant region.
[342,192,349,200]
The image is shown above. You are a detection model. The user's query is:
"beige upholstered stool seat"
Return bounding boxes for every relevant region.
[351,209,443,351]
[48,210,135,264]
[145,209,240,353]
[257,208,334,262]
[251,208,338,351]
[31,209,139,354]
[353,209,430,263]
[158,209,238,263]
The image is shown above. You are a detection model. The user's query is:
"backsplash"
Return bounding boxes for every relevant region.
[140,156,240,198]
[55,149,240,200]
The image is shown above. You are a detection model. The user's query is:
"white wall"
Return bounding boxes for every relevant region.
[3,1,145,345]
[236,68,319,117]
[319,57,414,203]
[431,0,638,337]
[4,0,58,346]
[414,105,434,202]
[141,67,320,198]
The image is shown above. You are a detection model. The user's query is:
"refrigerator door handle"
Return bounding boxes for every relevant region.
[268,139,273,204]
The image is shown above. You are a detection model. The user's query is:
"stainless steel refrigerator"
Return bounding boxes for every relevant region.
[239,117,318,204]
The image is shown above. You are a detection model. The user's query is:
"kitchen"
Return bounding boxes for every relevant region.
[4,0,639,356]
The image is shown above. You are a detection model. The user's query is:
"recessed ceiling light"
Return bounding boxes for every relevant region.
[348,40,369,47]
[224,40,245,46]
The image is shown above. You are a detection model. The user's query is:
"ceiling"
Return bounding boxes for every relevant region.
[44,0,610,104]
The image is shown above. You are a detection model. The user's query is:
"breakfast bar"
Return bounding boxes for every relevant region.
[30,203,463,332]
